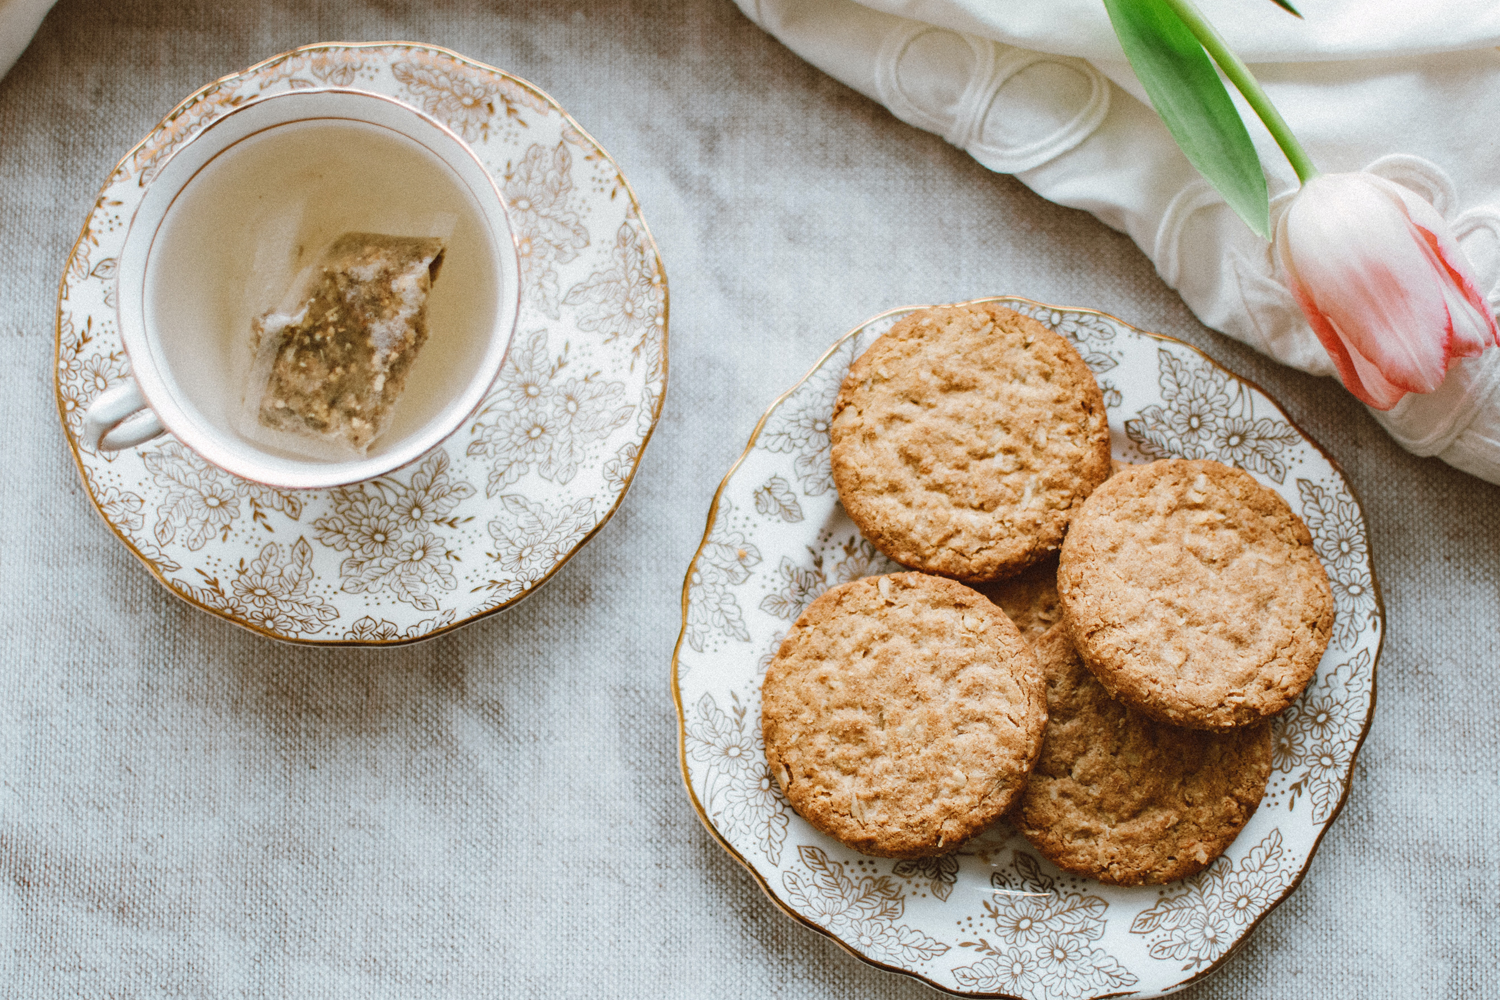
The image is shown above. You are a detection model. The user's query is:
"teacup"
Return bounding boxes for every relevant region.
[81,88,520,491]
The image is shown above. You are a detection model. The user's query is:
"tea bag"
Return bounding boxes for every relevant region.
[242,230,448,458]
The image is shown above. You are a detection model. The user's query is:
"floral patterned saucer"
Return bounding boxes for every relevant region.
[56,43,667,645]
[674,298,1381,998]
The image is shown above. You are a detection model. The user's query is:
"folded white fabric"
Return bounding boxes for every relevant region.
[0,0,53,80]
[734,0,1500,483]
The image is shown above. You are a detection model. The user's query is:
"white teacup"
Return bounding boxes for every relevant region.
[82,88,520,491]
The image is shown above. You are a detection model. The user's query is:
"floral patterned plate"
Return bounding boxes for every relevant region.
[56,42,667,644]
[673,298,1381,998]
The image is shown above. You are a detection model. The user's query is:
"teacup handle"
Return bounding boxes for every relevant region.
[82,379,166,451]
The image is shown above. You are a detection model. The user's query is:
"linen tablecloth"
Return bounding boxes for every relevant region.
[0,1,1496,996]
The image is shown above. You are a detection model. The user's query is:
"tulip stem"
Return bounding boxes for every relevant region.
[1157,0,1320,184]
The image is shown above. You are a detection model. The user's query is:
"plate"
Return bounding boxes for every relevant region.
[673,298,1381,998]
[55,42,667,645]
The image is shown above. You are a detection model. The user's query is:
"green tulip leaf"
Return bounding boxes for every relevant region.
[1103,0,1271,238]
[1267,0,1302,17]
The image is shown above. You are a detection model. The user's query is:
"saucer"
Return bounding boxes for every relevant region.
[674,299,1381,998]
[55,42,667,645]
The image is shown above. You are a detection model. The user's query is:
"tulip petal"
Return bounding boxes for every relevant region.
[1287,278,1408,409]
[1389,180,1500,354]
[1292,182,1449,392]
[1413,228,1499,359]
[1436,274,1496,359]
[1329,316,1411,410]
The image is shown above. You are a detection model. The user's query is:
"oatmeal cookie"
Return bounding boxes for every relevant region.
[1013,625,1272,885]
[761,572,1047,858]
[830,303,1112,582]
[974,465,1137,640]
[974,554,1062,641]
[1058,459,1333,730]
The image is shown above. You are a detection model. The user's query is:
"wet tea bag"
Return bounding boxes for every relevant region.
[241,222,451,459]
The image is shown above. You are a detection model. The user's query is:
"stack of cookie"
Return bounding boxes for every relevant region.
[760,302,1333,885]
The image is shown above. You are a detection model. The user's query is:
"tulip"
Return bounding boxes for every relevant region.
[1105,0,1500,409]
[1275,172,1499,410]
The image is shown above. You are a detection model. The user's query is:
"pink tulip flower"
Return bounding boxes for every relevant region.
[1275,172,1499,410]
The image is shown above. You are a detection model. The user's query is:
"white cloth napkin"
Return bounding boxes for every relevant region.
[734,0,1500,483]
[0,0,52,80]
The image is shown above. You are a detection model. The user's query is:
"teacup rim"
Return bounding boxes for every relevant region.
[113,86,521,491]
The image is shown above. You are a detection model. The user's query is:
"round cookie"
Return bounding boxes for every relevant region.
[830,303,1112,582]
[1013,624,1273,885]
[761,572,1047,858]
[973,553,1063,642]
[1058,458,1333,730]
[974,463,1138,640]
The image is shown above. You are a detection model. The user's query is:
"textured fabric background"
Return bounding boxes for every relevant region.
[0,1,1496,997]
